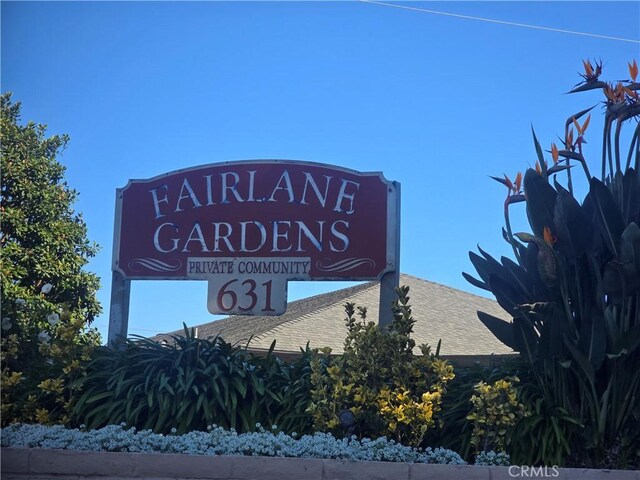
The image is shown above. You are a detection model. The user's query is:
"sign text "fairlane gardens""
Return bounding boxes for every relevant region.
[114,161,393,281]
[150,169,361,254]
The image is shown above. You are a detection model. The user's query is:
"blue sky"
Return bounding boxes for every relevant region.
[2,1,639,342]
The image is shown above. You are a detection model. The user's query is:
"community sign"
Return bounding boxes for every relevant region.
[112,160,399,317]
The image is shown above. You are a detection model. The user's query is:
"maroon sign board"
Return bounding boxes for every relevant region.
[108,160,400,344]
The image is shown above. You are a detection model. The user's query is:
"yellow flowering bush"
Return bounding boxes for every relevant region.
[467,376,528,453]
[307,286,455,446]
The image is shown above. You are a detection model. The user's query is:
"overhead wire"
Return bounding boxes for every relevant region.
[359,0,640,44]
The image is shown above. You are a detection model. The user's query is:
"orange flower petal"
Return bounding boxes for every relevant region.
[629,59,638,82]
[581,114,591,134]
[567,129,574,147]
[514,172,522,192]
[503,174,513,191]
[551,143,559,164]
[572,117,581,133]
[604,85,616,102]
[543,226,557,246]
[595,60,603,77]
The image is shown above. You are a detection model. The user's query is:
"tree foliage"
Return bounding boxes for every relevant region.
[1,92,101,425]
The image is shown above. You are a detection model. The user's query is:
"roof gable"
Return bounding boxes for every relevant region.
[152,274,514,356]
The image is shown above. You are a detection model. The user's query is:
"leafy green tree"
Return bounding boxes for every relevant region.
[1,92,101,425]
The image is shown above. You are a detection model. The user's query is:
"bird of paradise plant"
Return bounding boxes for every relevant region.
[465,60,640,468]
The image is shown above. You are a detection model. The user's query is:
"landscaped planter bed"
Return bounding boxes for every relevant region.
[2,448,638,480]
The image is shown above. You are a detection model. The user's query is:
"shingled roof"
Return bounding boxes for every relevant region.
[152,274,514,356]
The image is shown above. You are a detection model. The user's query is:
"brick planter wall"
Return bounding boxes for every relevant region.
[1,448,638,480]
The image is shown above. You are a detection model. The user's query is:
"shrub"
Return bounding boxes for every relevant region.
[423,357,529,462]
[464,60,640,468]
[307,286,455,447]
[467,376,528,453]
[509,379,583,467]
[73,327,313,435]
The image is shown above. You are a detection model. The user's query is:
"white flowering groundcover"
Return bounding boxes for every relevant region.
[1,423,508,466]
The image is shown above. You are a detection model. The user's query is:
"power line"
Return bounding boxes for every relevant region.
[359,0,640,44]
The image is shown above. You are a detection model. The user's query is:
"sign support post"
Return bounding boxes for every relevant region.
[378,270,399,328]
[378,181,400,328]
[108,270,130,347]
